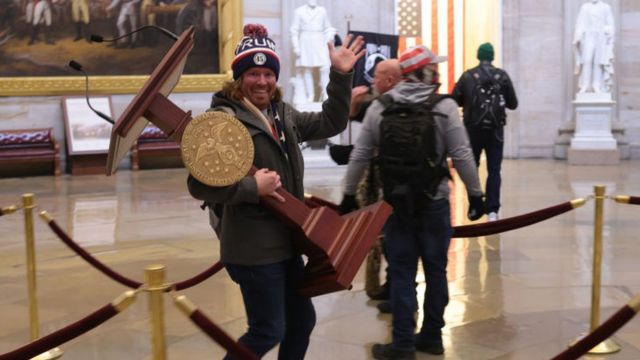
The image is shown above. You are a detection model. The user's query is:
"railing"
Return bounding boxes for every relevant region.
[1,186,639,360]
[0,194,254,360]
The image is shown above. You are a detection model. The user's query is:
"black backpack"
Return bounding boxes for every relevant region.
[377,93,450,216]
[469,66,506,130]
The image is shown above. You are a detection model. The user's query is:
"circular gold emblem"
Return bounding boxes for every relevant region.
[181,111,254,187]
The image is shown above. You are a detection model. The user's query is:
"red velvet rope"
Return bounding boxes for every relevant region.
[625,196,640,205]
[0,304,118,360]
[190,310,259,360]
[173,261,224,291]
[47,219,225,291]
[47,219,143,289]
[452,201,574,238]
[551,305,636,360]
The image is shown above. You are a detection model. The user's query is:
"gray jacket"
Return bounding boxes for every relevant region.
[187,69,352,265]
[344,81,482,200]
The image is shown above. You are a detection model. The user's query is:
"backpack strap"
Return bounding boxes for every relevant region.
[478,65,501,89]
[423,93,453,188]
[377,93,395,110]
[424,93,452,118]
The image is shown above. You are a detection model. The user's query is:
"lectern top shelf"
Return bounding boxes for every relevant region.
[106,26,195,175]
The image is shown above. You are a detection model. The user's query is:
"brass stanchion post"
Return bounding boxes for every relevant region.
[590,185,605,333]
[22,194,62,360]
[145,265,167,360]
[571,185,620,354]
[23,193,39,341]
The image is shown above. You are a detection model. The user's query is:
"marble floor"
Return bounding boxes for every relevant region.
[1,159,640,360]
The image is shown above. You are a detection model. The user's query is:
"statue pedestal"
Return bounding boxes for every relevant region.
[568,93,619,165]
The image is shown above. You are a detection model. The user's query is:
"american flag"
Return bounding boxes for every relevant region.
[396,0,464,94]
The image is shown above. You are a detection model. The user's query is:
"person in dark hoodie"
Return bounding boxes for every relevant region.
[452,42,518,222]
[187,23,364,359]
[340,45,484,359]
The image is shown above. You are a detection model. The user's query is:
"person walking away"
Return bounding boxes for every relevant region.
[452,42,518,221]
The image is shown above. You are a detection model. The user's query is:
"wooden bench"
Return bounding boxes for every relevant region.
[0,128,61,177]
[131,125,183,170]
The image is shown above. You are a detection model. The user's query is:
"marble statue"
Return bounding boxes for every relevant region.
[573,0,614,94]
[290,0,336,103]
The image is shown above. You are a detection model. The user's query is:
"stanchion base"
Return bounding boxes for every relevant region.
[588,338,621,354]
[30,347,63,360]
[570,334,621,355]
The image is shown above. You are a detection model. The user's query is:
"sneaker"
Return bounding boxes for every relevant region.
[487,212,499,221]
[415,339,444,355]
[372,343,416,360]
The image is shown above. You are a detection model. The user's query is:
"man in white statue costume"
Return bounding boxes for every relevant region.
[290,0,336,103]
[573,0,614,94]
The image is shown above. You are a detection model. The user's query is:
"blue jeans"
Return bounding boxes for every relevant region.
[384,199,452,350]
[224,256,316,360]
[468,127,504,213]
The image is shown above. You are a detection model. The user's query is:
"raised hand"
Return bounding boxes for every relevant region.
[328,34,365,73]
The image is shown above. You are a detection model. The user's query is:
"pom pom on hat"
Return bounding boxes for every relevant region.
[232,24,280,80]
[477,42,494,61]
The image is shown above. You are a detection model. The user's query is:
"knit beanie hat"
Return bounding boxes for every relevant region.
[232,24,280,80]
[399,45,447,75]
[477,42,494,61]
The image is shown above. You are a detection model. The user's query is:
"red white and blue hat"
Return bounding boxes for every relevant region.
[399,45,447,75]
[232,24,280,80]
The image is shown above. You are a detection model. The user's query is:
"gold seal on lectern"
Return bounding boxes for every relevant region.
[181,111,254,187]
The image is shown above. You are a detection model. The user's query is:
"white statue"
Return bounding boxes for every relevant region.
[290,0,336,103]
[573,0,614,94]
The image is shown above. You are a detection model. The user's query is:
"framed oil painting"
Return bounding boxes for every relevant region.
[0,0,243,96]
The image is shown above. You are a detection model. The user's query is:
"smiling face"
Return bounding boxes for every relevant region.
[240,67,277,110]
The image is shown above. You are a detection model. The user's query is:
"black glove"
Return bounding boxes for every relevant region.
[329,144,354,165]
[467,195,486,221]
[339,194,358,214]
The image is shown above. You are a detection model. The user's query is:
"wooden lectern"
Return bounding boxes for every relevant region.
[106,26,392,297]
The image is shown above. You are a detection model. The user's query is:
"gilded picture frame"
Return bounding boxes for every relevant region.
[0,0,243,96]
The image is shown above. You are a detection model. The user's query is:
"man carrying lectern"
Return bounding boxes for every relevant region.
[187,24,364,359]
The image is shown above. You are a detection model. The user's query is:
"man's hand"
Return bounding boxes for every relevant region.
[349,85,370,118]
[338,194,358,214]
[254,168,285,202]
[467,195,485,221]
[328,34,365,73]
[351,85,369,98]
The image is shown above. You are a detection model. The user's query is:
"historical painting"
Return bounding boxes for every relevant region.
[0,0,240,95]
[0,0,218,76]
[62,96,113,155]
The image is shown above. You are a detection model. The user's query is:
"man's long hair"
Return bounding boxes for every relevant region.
[404,67,439,85]
[220,78,283,103]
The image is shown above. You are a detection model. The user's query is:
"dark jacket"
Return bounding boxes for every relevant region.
[451,62,518,131]
[187,69,353,265]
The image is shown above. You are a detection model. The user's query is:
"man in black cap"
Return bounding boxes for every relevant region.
[452,42,518,222]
